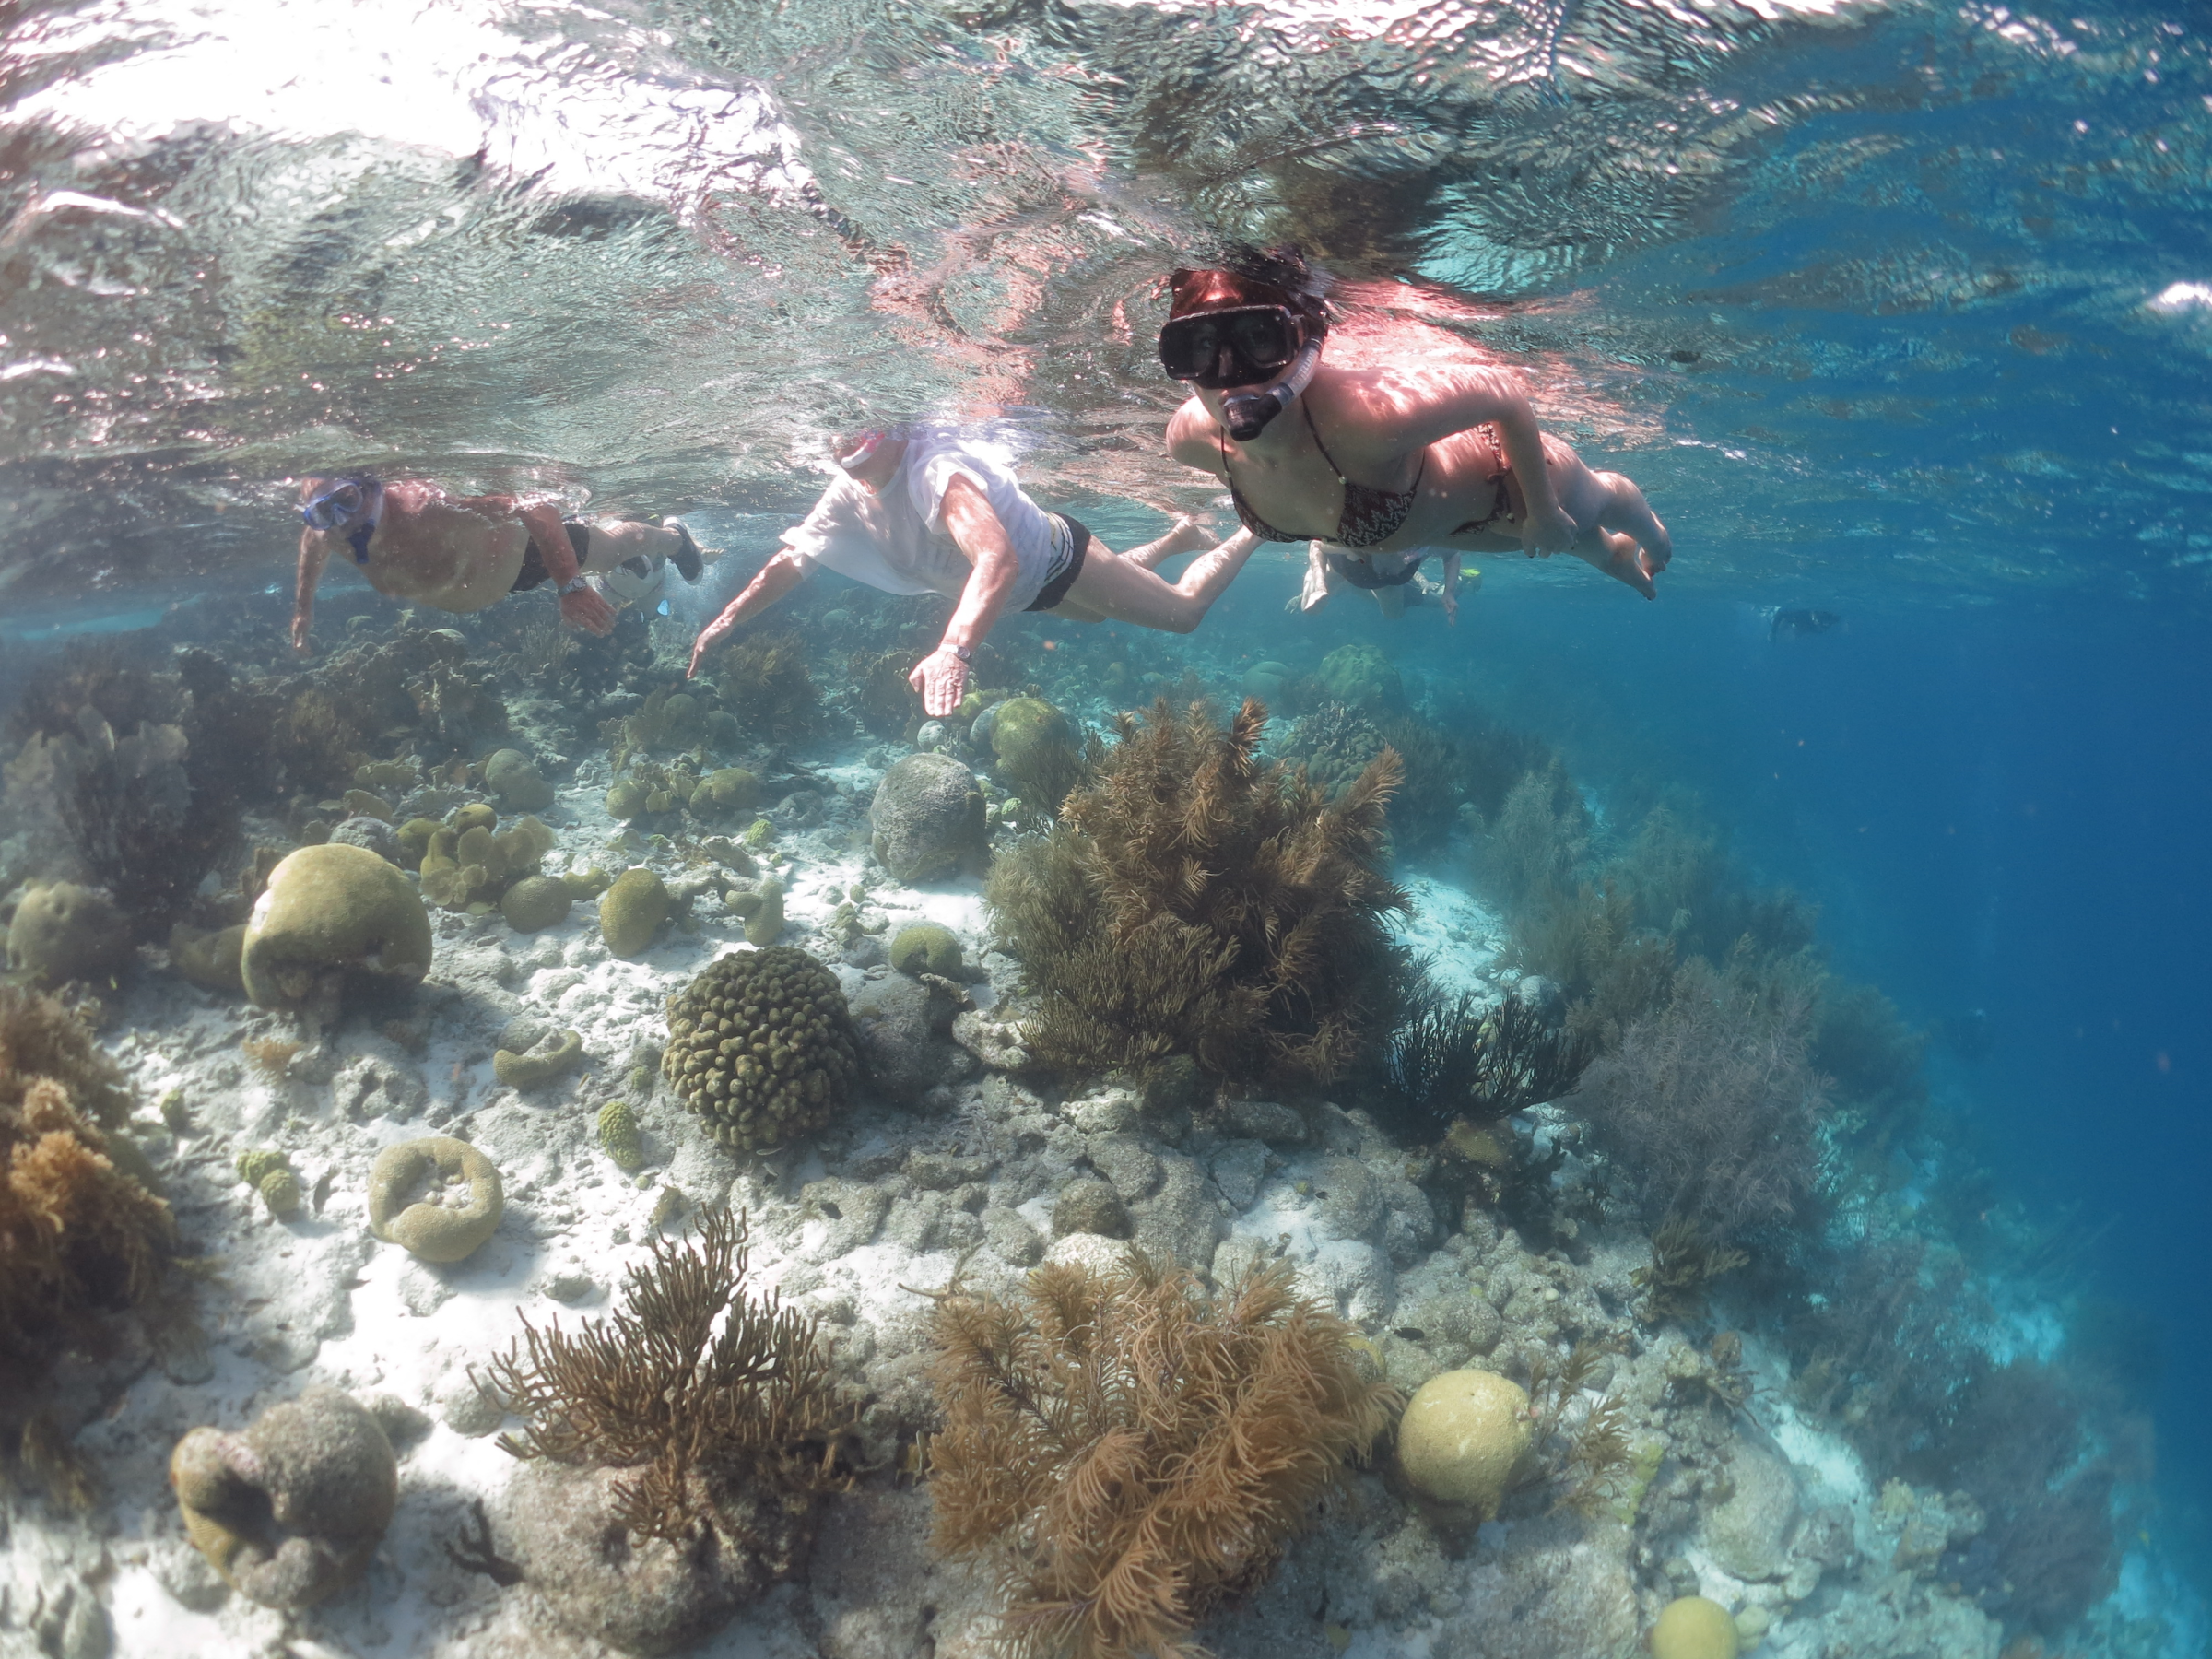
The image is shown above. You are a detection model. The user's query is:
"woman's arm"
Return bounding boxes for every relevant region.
[292,529,334,655]
[1355,368,1577,554]
[516,502,618,636]
[912,474,1022,717]
[1440,552,1461,625]
[1165,398,1229,476]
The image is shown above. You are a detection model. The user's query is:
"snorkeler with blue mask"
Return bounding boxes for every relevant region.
[1161,248,1672,617]
[290,474,711,655]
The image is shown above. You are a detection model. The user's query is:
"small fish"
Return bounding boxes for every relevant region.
[1769,607,1842,641]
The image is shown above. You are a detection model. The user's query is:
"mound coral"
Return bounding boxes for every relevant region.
[988,696,1087,820]
[661,947,861,1152]
[928,1252,1397,1659]
[870,753,988,882]
[477,1209,845,1650]
[1316,640,1402,710]
[985,698,1406,1086]
[888,923,963,978]
[241,842,434,1017]
[600,867,672,959]
[1396,1369,1532,1521]
[6,881,135,987]
[1,987,181,1487]
[171,1386,397,1609]
[418,809,557,912]
[367,1135,504,1262]
[1281,703,1466,858]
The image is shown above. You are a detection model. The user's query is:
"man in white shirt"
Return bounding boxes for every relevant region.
[686,426,1260,715]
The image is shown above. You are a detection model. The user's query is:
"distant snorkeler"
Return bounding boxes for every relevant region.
[1768,606,1843,641]
[1158,248,1672,618]
[685,425,1258,716]
[289,473,711,655]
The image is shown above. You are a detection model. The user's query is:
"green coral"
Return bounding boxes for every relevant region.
[599,868,670,959]
[241,843,433,1016]
[888,923,963,978]
[483,748,555,811]
[988,696,1085,818]
[728,877,783,947]
[258,1167,302,1218]
[6,881,134,987]
[169,922,245,994]
[597,1100,645,1171]
[500,876,572,933]
[741,817,775,850]
[1316,640,1403,711]
[688,768,761,818]
[493,1030,584,1089]
[606,779,651,821]
[237,1148,288,1189]
[661,947,860,1152]
[367,1135,502,1262]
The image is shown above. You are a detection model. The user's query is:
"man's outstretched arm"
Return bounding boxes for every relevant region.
[687,549,806,678]
[911,475,1021,717]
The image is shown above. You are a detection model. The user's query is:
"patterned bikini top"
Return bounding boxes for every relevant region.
[1220,401,1425,548]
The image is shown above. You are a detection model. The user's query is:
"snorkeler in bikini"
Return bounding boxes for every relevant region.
[685,426,1257,717]
[289,474,709,655]
[1159,249,1670,621]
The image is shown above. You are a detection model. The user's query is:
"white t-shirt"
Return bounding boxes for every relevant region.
[780,430,1068,613]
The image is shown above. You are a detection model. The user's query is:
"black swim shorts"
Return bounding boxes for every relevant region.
[1027,513,1091,612]
[512,521,593,593]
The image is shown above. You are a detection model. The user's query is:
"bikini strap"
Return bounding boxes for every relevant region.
[1300,399,1346,481]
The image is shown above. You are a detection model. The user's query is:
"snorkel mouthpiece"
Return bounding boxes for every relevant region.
[1220,335,1322,441]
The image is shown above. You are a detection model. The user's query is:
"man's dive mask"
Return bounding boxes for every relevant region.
[300,477,379,531]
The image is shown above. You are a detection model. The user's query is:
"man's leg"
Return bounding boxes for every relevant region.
[571,519,705,581]
[1052,528,1262,633]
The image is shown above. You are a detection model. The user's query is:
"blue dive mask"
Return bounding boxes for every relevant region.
[300,476,383,563]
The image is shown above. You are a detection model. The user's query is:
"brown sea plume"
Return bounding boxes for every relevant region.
[986,697,1406,1085]
[926,1252,1398,1659]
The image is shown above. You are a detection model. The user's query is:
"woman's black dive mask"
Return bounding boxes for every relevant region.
[1158,305,1305,389]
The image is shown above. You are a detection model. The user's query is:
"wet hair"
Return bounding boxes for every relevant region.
[1167,244,1330,332]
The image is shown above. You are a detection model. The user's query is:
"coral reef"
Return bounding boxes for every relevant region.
[479,1209,845,1651]
[1570,953,1829,1242]
[1395,1369,1530,1522]
[597,1100,645,1171]
[888,922,963,978]
[927,1253,1396,1659]
[849,649,922,738]
[367,1136,504,1263]
[661,947,860,1152]
[495,1030,584,1090]
[1316,640,1402,711]
[869,753,988,882]
[1281,703,1466,858]
[6,881,134,987]
[987,696,1087,820]
[418,809,557,912]
[600,868,672,959]
[1,986,179,1480]
[987,699,1406,1085]
[171,1386,397,1609]
[500,875,573,933]
[241,842,434,1018]
[1650,1595,1739,1659]
[483,747,556,811]
[712,633,823,747]
[1383,988,1593,1146]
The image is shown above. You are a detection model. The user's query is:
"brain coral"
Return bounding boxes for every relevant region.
[662,947,860,1152]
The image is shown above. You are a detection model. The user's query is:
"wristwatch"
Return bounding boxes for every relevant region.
[946,642,973,664]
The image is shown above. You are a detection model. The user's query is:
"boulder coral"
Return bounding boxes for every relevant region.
[484,747,556,811]
[494,1030,584,1090]
[661,947,860,1152]
[1317,639,1404,710]
[170,1386,397,1609]
[888,922,963,978]
[6,881,134,987]
[600,868,671,959]
[241,843,433,1017]
[500,875,573,934]
[987,695,1085,818]
[1397,1368,1534,1521]
[367,1135,503,1263]
[869,753,987,883]
[169,923,246,994]
[1649,1595,1740,1659]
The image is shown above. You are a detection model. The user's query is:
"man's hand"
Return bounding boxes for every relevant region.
[559,584,618,636]
[1522,504,1579,558]
[688,614,733,679]
[909,646,969,719]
